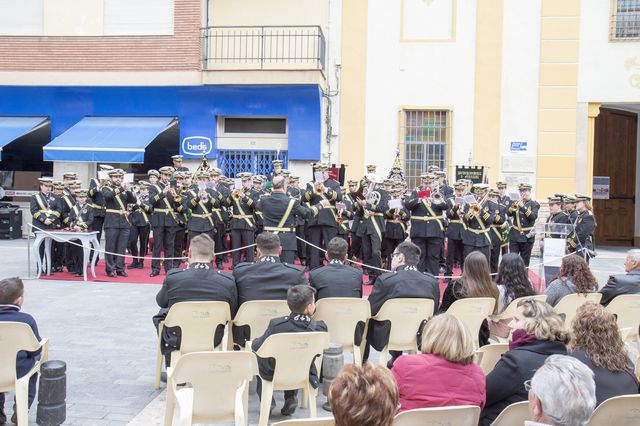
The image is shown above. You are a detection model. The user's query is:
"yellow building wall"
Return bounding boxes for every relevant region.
[209,0,328,28]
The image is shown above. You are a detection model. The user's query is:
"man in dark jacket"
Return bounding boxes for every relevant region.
[309,237,363,300]
[600,249,640,306]
[252,285,327,417]
[365,241,440,364]
[0,277,42,424]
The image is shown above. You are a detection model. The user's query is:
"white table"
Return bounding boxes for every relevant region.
[33,231,100,281]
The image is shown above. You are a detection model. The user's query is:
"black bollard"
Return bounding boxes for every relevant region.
[36,361,66,426]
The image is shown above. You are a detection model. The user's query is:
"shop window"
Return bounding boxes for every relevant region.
[218,150,287,178]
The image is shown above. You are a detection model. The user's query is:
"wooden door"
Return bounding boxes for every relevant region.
[593,108,637,246]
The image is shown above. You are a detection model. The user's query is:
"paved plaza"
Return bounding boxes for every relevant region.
[0,237,630,425]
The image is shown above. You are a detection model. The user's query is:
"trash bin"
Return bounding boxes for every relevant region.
[0,204,22,239]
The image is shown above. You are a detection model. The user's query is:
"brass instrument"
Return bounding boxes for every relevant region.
[315,181,325,195]
[232,188,245,200]
[170,183,183,203]
[470,192,489,215]
[363,174,382,219]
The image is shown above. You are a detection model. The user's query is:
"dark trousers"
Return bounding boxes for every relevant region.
[231,229,255,266]
[68,239,83,273]
[189,229,214,241]
[413,237,443,276]
[382,237,404,268]
[256,376,297,401]
[280,250,296,264]
[445,238,464,276]
[89,215,104,261]
[463,244,490,266]
[152,225,176,273]
[0,374,37,409]
[214,224,227,262]
[173,225,186,269]
[128,225,150,265]
[105,227,130,274]
[295,225,306,261]
[308,226,338,269]
[361,232,382,280]
[509,240,534,266]
[490,243,501,274]
[52,241,65,269]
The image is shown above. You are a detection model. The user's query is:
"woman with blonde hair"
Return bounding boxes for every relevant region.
[569,302,639,405]
[391,313,486,412]
[480,299,568,426]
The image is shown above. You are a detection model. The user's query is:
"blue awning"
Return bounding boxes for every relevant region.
[0,116,49,160]
[43,116,178,163]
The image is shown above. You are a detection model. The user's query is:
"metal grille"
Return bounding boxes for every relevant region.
[402,110,448,190]
[217,150,288,178]
[611,0,640,40]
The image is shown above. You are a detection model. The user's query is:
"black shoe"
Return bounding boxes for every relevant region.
[136,262,145,269]
[160,372,167,383]
[281,396,298,416]
[74,271,83,277]
[0,408,6,424]
[106,271,117,278]
[128,262,139,269]
[150,270,160,277]
[116,271,128,277]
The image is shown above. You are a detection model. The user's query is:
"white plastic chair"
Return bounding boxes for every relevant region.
[554,293,602,327]
[475,343,509,375]
[164,351,258,426]
[255,332,330,426]
[492,294,548,320]
[605,294,640,341]
[447,298,496,348]
[393,405,480,426]
[489,401,530,426]
[370,298,435,366]
[313,297,370,365]
[271,418,335,426]
[228,300,291,350]
[0,322,49,426]
[586,394,640,425]
[155,301,232,389]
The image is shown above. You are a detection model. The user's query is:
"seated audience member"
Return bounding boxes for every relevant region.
[568,303,639,405]
[527,355,596,426]
[599,248,640,306]
[495,253,536,312]
[440,251,499,346]
[251,285,327,416]
[365,241,440,365]
[545,255,597,307]
[329,363,398,426]
[153,234,237,371]
[309,237,363,300]
[480,299,568,426]
[392,313,485,412]
[0,277,42,425]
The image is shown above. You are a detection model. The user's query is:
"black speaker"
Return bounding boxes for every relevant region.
[0,204,22,239]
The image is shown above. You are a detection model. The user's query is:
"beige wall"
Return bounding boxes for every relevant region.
[209,0,328,30]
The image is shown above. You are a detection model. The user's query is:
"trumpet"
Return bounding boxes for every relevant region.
[232,188,245,200]
[169,184,183,203]
[315,181,326,195]
[470,193,489,215]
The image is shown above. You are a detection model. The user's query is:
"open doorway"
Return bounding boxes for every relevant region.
[593,106,638,246]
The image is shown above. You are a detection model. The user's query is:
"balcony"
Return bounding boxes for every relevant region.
[201,25,326,74]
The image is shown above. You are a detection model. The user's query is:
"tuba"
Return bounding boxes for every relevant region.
[363,174,382,218]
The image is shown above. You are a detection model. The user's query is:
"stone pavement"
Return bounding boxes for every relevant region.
[0,237,631,425]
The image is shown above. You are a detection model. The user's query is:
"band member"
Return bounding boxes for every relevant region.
[487,189,509,274]
[102,169,136,278]
[211,168,230,268]
[355,175,389,284]
[249,175,266,235]
[127,181,152,269]
[149,166,180,277]
[30,178,59,272]
[558,193,579,224]
[445,181,466,277]
[461,184,493,263]
[55,181,77,272]
[287,175,307,265]
[88,165,112,262]
[267,159,284,183]
[226,172,256,267]
[171,155,189,172]
[404,174,447,275]
[382,188,410,268]
[346,179,363,261]
[508,183,540,266]
[185,171,219,241]
[62,173,77,196]
[496,181,510,206]
[67,189,94,276]
[434,170,454,198]
[541,196,571,282]
[172,171,189,270]
[336,188,354,244]
[366,164,377,174]
[566,194,597,263]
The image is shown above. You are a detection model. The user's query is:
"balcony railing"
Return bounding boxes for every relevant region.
[201,25,326,72]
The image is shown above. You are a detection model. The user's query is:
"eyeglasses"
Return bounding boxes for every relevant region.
[524,380,532,392]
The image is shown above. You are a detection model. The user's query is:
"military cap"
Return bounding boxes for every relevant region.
[281,169,291,176]
[420,173,434,182]
[348,179,359,186]
[63,172,78,180]
[453,181,466,189]
[147,169,160,178]
[252,175,264,183]
[53,181,64,189]
[159,166,174,175]
[174,171,186,179]
[574,193,591,202]
[547,196,562,205]
[488,189,500,197]
[427,165,441,173]
[70,180,82,188]
[496,181,507,189]
[556,193,576,203]
[273,159,283,166]
[433,171,446,177]
[108,169,125,177]
[366,164,377,173]
[289,175,300,182]
[518,183,532,191]
[138,181,151,188]
[171,155,183,161]
[38,177,54,186]
[75,189,89,197]
[472,183,489,193]
[98,164,114,171]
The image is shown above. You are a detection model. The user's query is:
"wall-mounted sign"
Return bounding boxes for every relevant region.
[593,176,610,200]
[455,166,485,184]
[181,136,213,158]
[510,141,528,152]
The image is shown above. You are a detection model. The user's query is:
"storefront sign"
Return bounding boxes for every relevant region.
[455,166,485,184]
[181,136,213,158]
[593,176,610,200]
[510,141,528,152]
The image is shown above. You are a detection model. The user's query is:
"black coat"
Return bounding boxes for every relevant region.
[129,195,152,227]
[251,314,327,384]
[462,203,494,248]
[88,178,106,218]
[445,197,465,240]
[480,339,567,426]
[508,199,540,243]
[233,256,307,305]
[30,192,59,230]
[185,189,218,232]
[149,182,183,227]
[569,348,639,406]
[68,203,94,231]
[225,192,256,231]
[308,261,363,300]
[367,265,440,351]
[599,269,640,306]
[404,191,447,238]
[102,184,136,229]
[567,210,596,253]
[303,180,342,228]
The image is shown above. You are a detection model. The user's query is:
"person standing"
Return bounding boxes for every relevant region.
[487,189,509,274]
[381,188,409,269]
[88,165,112,263]
[149,167,181,277]
[566,194,597,264]
[445,181,466,278]
[101,169,136,277]
[30,178,59,273]
[185,171,218,241]
[171,154,189,172]
[542,196,571,282]
[287,175,307,265]
[461,184,494,264]
[67,189,94,276]
[355,176,389,284]
[507,183,540,266]
[226,172,256,267]
[127,181,152,270]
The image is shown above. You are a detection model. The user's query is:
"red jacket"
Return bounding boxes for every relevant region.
[391,353,486,412]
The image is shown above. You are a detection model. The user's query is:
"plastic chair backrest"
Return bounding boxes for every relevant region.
[475,343,509,375]
[447,298,496,347]
[256,332,329,390]
[164,301,231,353]
[313,298,370,349]
[489,401,530,426]
[171,351,258,424]
[494,295,547,320]
[271,418,335,426]
[0,322,42,391]
[554,293,602,326]
[605,294,640,340]
[375,298,435,351]
[586,394,640,426]
[234,300,290,340]
[393,405,481,426]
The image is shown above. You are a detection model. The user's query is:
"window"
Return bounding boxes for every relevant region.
[611,0,640,40]
[402,110,449,189]
[217,150,287,178]
[223,118,287,135]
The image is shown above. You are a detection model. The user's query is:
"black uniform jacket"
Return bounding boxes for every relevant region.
[88,178,106,218]
[508,199,540,243]
[69,203,94,231]
[566,210,596,253]
[30,192,59,230]
[251,314,327,384]
[102,184,137,229]
[367,265,440,351]
[233,256,307,305]
[308,260,363,300]
[304,179,342,228]
[404,191,447,238]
